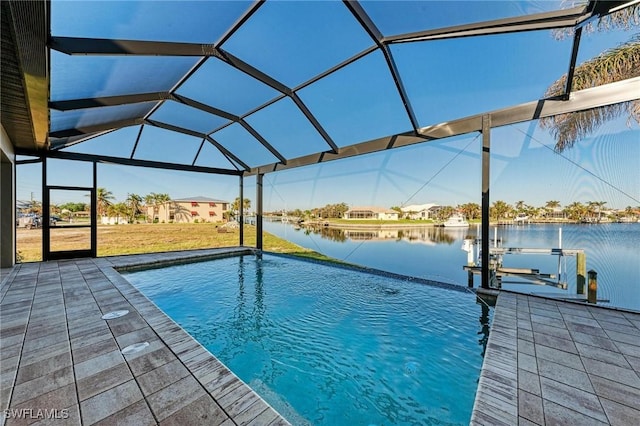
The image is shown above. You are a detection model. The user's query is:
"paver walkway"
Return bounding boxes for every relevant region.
[1,248,290,426]
[472,292,640,425]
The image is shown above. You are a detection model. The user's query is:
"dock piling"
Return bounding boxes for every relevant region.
[576,252,586,295]
[587,270,597,304]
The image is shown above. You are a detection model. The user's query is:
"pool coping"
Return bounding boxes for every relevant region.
[265,251,474,294]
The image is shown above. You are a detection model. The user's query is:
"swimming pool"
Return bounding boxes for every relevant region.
[123,254,491,425]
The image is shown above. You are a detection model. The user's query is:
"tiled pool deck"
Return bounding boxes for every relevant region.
[3,249,639,425]
[1,248,290,426]
[471,291,640,426]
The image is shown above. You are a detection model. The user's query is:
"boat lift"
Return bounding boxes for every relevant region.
[462,227,586,292]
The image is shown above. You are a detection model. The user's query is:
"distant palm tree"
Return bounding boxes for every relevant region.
[437,206,456,221]
[587,200,607,222]
[544,200,561,218]
[233,197,251,217]
[144,193,156,222]
[107,202,129,224]
[155,193,171,222]
[528,206,542,219]
[565,201,588,221]
[490,200,512,221]
[459,202,481,220]
[541,5,640,152]
[545,200,561,209]
[96,188,114,217]
[126,193,143,223]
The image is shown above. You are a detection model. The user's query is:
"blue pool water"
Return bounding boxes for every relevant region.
[124,254,491,425]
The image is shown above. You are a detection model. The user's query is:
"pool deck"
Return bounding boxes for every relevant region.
[1,248,290,426]
[471,291,640,426]
[3,249,640,425]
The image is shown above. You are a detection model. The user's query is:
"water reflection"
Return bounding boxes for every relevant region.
[234,255,246,326]
[254,254,266,330]
[234,255,268,329]
[477,300,491,358]
[299,224,476,245]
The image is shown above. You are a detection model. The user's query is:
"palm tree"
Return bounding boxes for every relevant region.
[144,193,156,222]
[437,206,456,221]
[233,197,251,217]
[96,188,114,217]
[565,201,588,221]
[107,202,129,224]
[126,193,143,223]
[543,200,561,219]
[335,202,349,218]
[624,205,635,218]
[458,202,481,220]
[540,6,640,152]
[528,206,542,220]
[490,200,512,221]
[545,200,560,209]
[155,193,171,222]
[587,200,607,222]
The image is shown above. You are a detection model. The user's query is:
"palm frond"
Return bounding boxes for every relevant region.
[540,102,635,152]
[596,3,640,31]
[545,35,640,96]
[553,3,640,39]
[540,35,640,152]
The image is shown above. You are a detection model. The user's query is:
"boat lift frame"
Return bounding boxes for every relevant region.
[463,227,586,292]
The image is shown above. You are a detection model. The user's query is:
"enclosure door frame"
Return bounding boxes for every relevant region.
[43,159,97,260]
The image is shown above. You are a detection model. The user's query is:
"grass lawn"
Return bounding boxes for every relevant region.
[16,223,338,264]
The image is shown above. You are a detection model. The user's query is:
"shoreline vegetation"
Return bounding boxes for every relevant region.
[287,217,637,228]
[275,200,639,224]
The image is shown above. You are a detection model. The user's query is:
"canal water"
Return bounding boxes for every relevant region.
[264,221,640,311]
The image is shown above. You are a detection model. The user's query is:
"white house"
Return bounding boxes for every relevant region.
[344,206,399,220]
[400,203,441,220]
[544,206,566,220]
[101,216,129,225]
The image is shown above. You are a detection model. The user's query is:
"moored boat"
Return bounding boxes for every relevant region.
[443,214,469,228]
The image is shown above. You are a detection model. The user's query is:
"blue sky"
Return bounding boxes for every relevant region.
[18,1,640,211]
[18,116,639,211]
